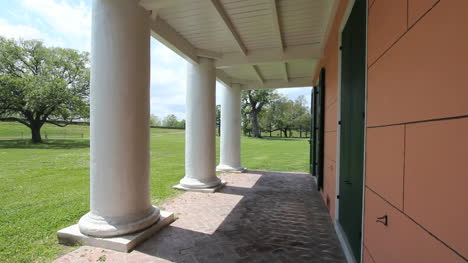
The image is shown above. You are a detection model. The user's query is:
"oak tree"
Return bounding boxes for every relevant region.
[0,37,90,143]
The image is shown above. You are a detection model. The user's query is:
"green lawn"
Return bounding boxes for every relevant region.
[0,122,309,263]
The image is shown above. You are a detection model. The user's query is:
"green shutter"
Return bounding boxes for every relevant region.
[338,0,366,261]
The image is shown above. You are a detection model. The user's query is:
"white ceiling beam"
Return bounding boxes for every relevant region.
[282,62,289,82]
[210,0,248,56]
[149,14,199,64]
[216,69,232,87]
[242,77,312,90]
[252,65,264,84]
[139,0,188,10]
[270,0,284,50]
[196,49,222,60]
[216,45,322,68]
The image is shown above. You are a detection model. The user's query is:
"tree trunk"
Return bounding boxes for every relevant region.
[300,129,302,138]
[30,124,43,143]
[283,129,288,138]
[269,130,272,137]
[251,113,261,138]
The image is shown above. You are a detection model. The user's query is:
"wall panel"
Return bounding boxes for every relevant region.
[364,189,464,263]
[368,0,407,65]
[408,0,438,27]
[405,118,468,257]
[367,0,468,127]
[365,125,405,209]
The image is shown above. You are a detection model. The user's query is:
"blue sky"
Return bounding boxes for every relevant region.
[0,0,311,119]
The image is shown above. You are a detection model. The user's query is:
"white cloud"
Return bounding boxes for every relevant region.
[277,87,312,105]
[150,39,188,119]
[20,0,91,51]
[0,18,65,47]
[21,0,91,37]
[0,18,42,39]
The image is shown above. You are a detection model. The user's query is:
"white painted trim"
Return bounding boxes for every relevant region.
[216,45,322,68]
[216,69,232,88]
[242,77,311,90]
[139,0,188,10]
[210,0,248,56]
[269,0,284,50]
[252,65,264,84]
[360,1,370,262]
[334,221,358,263]
[196,49,222,60]
[282,62,289,82]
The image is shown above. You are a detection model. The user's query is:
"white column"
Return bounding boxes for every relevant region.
[217,83,246,172]
[178,57,222,190]
[78,0,160,237]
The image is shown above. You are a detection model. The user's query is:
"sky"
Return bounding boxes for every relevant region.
[0,0,311,120]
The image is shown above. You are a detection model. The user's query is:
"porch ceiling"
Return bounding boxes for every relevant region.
[139,0,338,89]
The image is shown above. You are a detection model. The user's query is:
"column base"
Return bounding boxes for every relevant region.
[78,206,161,238]
[173,179,226,193]
[57,210,174,252]
[216,164,247,173]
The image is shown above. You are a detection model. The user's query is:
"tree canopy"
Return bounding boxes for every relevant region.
[241,90,311,138]
[241,89,278,138]
[160,114,185,128]
[0,37,90,143]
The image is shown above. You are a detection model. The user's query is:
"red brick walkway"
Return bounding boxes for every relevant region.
[54,171,345,263]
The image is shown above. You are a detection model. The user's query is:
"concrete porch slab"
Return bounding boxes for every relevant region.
[57,210,174,252]
[173,180,226,193]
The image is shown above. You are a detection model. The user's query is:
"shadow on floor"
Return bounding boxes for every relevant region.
[54,171,345,263]
[136,171,345,263]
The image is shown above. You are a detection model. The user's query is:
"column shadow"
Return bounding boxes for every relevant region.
[134,171,346,263]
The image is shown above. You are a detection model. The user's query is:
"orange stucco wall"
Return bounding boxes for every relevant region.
[313,0,468,261]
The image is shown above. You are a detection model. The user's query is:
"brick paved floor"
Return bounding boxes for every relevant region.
[54,171,345,263]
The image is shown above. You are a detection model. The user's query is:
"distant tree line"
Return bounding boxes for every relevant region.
[150,114,185,129]
[241,90,311,138]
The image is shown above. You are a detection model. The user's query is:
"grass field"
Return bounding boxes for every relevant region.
[0,122,309,263]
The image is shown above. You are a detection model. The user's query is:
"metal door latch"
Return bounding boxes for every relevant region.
[376,215,388,226]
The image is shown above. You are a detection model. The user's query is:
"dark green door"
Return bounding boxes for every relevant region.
[311,69,325,191]
[310,87,316,175]
[316,69,325,189]
[338,0,366,261]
